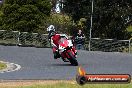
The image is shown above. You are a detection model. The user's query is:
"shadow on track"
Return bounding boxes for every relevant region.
[51,63,73,66]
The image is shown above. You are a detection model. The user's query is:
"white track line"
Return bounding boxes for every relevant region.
[0,61,21,73]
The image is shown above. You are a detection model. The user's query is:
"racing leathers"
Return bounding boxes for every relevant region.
[51,33,61,59]
[49,33,77,60]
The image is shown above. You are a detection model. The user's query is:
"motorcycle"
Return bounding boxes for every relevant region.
[58,34,78,66]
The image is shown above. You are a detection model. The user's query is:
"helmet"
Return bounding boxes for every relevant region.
[47,25,55,32]
[47,25,56,39]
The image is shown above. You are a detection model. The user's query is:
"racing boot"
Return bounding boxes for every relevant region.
[54,51,60,59]
[54,52,58,59]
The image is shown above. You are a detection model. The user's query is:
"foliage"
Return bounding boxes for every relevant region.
[63,0,132,39]
[127,26,132,32]
[0,0,51,33]
[47,13,73,35]
[127,25,132,36]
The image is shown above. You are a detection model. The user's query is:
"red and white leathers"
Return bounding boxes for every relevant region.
[50,33,77,58]
[51,33,61,53]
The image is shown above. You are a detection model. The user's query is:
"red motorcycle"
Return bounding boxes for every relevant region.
[58,34,78,66]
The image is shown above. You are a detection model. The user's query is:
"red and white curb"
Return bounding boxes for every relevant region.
[0,61,21,73]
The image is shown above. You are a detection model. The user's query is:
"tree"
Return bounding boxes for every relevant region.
[47,13,73,35]
[0,0,51,32]
[64,0,132,39]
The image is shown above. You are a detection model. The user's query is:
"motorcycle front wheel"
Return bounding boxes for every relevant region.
[67,51,78,66]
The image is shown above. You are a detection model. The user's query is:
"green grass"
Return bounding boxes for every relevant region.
[2,82,132,88]
[0,62,7,70]
[23,83,132,88]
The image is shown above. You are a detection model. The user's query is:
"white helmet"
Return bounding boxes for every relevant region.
[47,25,55,32]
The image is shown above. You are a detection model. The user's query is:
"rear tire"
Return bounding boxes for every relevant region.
[67,51,78,66]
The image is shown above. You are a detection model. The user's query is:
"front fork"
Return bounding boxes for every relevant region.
[65,49,76,58]
[54,47,77,59]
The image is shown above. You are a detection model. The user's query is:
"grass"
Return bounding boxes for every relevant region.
[20,83,132,88]
[0,81,132,88]
[0,61,7,70]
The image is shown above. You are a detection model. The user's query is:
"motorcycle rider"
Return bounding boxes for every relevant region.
[47,25,77,62]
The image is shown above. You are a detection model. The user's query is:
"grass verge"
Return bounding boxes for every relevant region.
[0,61,7,70]
[0,80,131,88]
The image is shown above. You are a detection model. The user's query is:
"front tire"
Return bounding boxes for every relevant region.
[67,51,78,66]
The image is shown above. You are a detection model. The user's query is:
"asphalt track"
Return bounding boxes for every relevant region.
[0,45,132,80]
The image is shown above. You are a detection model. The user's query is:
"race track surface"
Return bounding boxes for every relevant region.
[0,45,132,80]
